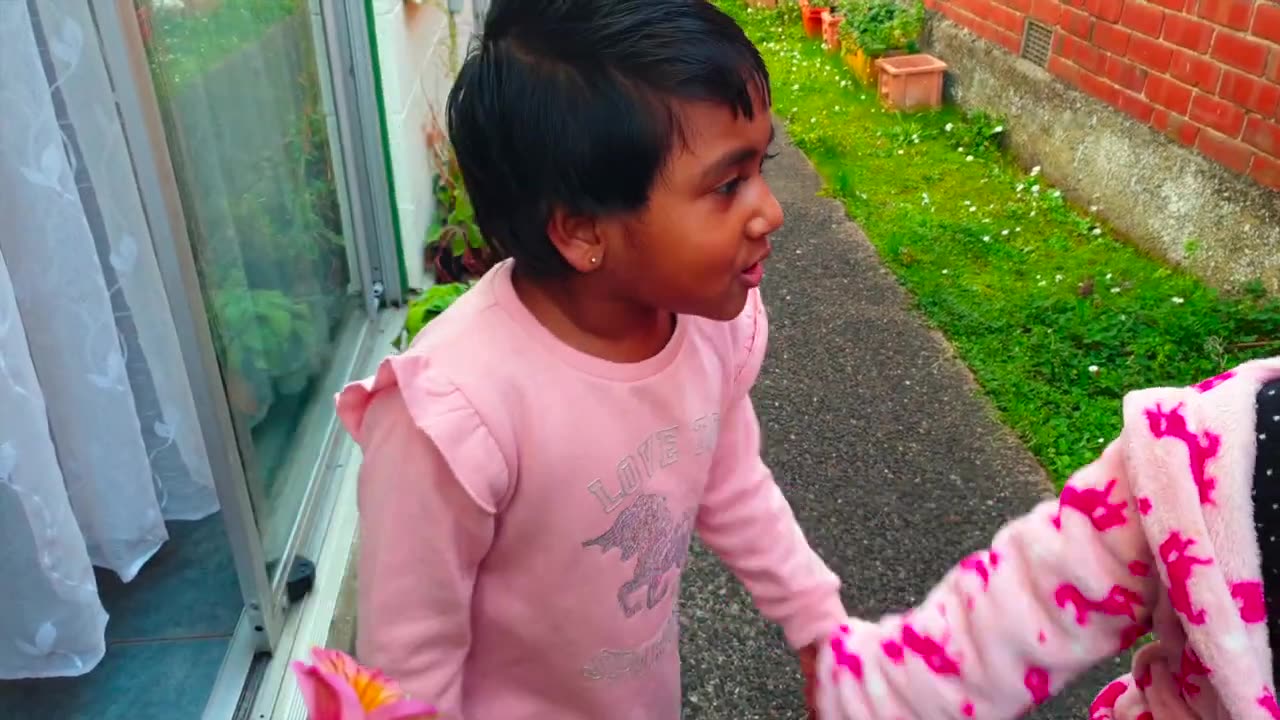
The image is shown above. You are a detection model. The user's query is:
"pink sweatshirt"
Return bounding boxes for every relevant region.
[816,358,1280,720]
[336,260,846,719]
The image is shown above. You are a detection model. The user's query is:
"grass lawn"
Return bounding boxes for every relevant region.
[146,0,302,87]
[718,0,1280,487]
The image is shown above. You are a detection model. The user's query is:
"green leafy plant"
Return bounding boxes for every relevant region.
[423,118,496,283]
[395,282,473,350]
[842,0,924,55]
[945,110,1006,156]
[213,282,318,373]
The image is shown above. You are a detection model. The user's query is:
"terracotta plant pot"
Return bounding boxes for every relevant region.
[844,47,874,84]
[802,6,826,38]
[821,11,843,53]
[875,53,948,111]
[799,0,810,11]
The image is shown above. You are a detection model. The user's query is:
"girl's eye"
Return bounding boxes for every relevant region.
[716,177,745,196]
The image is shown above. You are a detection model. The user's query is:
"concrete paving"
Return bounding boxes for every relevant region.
[677,126,1127,719]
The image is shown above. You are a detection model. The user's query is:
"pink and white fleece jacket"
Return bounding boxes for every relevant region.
[815,357,1280,720]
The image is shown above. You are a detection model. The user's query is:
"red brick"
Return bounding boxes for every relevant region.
[1210,31,1272,74]
[997,28,1024,53]
[1048,54,1119,105]
[1146,73,1196,112]
[1192,0,1254,31]
[1189,92,1247,136]
[1093,21,1132,54]
[1115,87,1158,122]
[1128,33,1175,71]
[952,0,990,18]
[1153,107,1202,145]
[1219,70,1280,117]
[1268,53,1280,87]
[986,1,1026,34]
[941,3,990,37]
[1030,0,1063,23]
[1147,0,1185,9]
[1253,3,1280,45]
[1001,0,1034,11]
[1080,70,1123,104]
[1243,114,1280,156]
[1169,47,1223,90]
[1251,153,1280,190]
[936,2,966,23]
[1086,0,1123,23]
[962,11,1024,54]
[1061,6,1095,38]
[1105,54,1150,92]
[1196,128,1254,172]
[1057,33,1108,73]
[1120,1,1165,37]
[1048,53,1085,84]
[1162,13,1216,52]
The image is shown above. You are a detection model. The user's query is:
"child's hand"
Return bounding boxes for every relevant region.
[798,643,818,719]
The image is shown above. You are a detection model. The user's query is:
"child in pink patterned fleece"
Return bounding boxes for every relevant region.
[336,1,845,718]
[814,357,1280,720]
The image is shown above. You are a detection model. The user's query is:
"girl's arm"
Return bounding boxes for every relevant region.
[697,394,848,650]
[355,389,495,715]
[695,290,846,649]
[815,440,1158,720]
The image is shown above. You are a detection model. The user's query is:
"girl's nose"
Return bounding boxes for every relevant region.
[747,186,784,238]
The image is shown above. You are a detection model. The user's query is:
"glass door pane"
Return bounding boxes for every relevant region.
[131,0,364,581]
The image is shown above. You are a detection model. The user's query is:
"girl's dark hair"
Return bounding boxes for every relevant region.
[446,0,771,277]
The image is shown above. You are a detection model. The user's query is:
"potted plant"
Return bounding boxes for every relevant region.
[423,119,496,284]
[395,281,472,350]
[821,4,844,53]
[802,2,828,38]
[839,0,925,84]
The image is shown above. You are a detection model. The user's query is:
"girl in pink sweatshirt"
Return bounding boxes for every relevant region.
[336,1,845,717]
[814,357,1280,719]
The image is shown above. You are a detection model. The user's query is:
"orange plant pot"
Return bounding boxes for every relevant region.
[875,53,948,111]
[802,6,825,38]
[821,12,843,53]
[798,0,810,11]
[843,48,875,84]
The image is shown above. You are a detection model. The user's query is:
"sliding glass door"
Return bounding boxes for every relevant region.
[133,0,367,599]
[0,0,392,713]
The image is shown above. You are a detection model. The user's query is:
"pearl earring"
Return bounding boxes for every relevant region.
[589,257,599,264]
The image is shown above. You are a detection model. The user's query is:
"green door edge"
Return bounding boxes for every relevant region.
[363,0,411,296]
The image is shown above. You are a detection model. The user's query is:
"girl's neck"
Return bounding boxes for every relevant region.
[511,268,676,364]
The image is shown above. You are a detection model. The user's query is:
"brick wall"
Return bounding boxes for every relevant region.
[925,0,1280,190]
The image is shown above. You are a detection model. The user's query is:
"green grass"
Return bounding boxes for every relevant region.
[147,0,303,87]
[719,0,1280,486]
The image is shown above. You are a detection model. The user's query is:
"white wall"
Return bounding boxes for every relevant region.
[370,0,476,290]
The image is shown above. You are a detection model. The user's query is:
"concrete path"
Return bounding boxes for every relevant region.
[677,128,1127,718]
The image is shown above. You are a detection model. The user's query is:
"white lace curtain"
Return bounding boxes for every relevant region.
[0,0,219,679]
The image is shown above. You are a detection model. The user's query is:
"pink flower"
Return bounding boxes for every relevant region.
[291,647,438,720]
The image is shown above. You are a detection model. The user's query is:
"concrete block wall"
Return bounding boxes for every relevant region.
[927,0,1280,191]
[370,0,477,290]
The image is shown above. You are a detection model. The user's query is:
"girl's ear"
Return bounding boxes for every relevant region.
[547,208,606,272]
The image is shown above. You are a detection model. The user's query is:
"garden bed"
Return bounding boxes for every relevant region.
[719,0,1280,486]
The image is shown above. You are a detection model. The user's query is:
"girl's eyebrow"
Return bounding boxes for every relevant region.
[696,126,776,185]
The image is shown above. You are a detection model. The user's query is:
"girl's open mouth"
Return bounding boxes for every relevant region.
[740,261,765,288]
